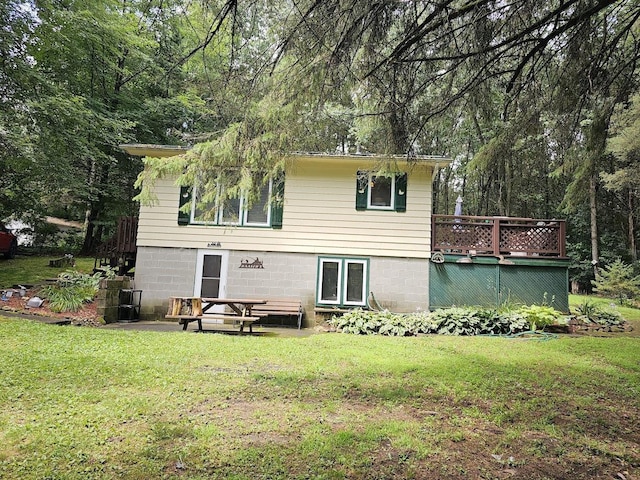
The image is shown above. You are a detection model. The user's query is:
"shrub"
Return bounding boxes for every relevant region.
[40,284,97,312]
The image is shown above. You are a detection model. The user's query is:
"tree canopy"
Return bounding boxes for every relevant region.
[2,0,639,284]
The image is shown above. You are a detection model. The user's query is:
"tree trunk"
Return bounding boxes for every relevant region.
[629,190,637,262]
[590,174,599,277]
[80,206,99,255]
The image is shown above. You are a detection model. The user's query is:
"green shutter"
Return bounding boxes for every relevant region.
[356,170,368,210]
[271,175,285,229]
[395,173,407,212]
[178,186,192,225]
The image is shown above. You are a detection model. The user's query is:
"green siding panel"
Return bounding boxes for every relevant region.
[430,260,569,312]
[499,266,569,311]
[430,263,497,308]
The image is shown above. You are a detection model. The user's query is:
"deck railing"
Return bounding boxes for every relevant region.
[431,215,566,258]
[94,216,138,275]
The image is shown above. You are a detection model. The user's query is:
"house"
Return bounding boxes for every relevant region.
[122,144,569,326]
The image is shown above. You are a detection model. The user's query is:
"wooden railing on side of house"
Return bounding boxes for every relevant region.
[431,215,566,258]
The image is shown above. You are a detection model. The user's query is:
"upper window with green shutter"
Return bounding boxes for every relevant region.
[356,170,407,212]
[177,176,284,228]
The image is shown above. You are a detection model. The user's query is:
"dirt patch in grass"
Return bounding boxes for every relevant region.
[176,391,639,479]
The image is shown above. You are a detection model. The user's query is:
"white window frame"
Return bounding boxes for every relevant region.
[190,179,272,227]
[343,259,368,306]
[316,257,368,307]
[317,258,343,305]
[243,180,272,227]
[367,173,395,210]
[217,195,243,226]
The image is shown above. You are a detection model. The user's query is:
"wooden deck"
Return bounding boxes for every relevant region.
[431,215,566,258]
[94,216,138,275]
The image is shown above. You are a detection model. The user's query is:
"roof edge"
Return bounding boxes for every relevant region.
[120,144,452,166]
[119,143,189,157]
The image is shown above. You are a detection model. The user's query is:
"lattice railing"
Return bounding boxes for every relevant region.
[432,215,566,258]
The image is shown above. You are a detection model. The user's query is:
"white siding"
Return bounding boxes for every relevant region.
[137,156,433,258]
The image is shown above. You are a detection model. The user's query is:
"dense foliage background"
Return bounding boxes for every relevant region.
[2,0,639,289]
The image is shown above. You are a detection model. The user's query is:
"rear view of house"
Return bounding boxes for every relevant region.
[123,145,569,327]
[123,146,451,325]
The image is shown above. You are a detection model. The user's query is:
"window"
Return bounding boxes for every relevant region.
[317,257,368,307]
[178,177,283,228]
[369,175,394,209]
[356,170,407,212]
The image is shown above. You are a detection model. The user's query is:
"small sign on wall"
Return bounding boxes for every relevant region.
[207,241,222,248]
[240,258,264,269]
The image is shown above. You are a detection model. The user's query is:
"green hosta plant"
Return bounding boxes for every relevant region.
[330,306,553,337]
[38,267,116,313]
[330,308,382,335]
[516,305,563,331]
[475,309,529,335]
[378,311,432,336]
[329,309,432,336]
[428,307,482,335]
[575,301,625,327]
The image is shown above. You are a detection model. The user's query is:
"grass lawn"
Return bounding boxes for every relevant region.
[0,255,95,288]
[0,317,638,479]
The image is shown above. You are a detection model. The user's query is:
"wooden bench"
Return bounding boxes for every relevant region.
[252,299,304,329]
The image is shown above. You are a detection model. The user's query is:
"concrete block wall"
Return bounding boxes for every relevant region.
[134,246,429,325]
[226,251,317,322]
[134,247,197,319]
[368,257,429,313]
[96,276,132,324]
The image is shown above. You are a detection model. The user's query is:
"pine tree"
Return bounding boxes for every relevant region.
[592,259,640,304]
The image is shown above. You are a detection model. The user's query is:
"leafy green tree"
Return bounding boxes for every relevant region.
[0,1,46,217]
[605,92,640,261]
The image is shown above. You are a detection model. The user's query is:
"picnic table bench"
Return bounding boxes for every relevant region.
[165,297,265,333]
[251,298,304,329]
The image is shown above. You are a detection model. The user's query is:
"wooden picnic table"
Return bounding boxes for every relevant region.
[201,297,266,317]
[166,297,266,333]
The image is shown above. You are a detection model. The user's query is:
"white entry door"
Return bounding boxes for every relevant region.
[194,250,229,313]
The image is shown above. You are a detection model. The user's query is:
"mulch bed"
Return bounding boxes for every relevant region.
[0,287,100,326]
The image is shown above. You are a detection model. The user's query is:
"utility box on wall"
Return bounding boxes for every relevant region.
[429,256,569,312]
